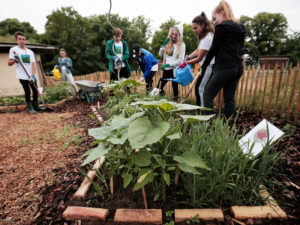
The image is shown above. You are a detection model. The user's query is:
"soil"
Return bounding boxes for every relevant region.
[0,100,299,225]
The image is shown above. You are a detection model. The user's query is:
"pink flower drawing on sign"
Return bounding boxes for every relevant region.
[253,129,268,143]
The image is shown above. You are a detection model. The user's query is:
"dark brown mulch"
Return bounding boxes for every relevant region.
[2,98,298,225]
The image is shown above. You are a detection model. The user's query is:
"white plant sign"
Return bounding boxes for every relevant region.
[239,119,284,156]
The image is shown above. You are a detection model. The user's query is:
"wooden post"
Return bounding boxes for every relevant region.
[257,64,265,112]
[252,65,261,111]
[261,64,270,113]
[243,66,251,111]
[294,85,300,123]
[247,65,255,109]
[272,63,285,117]
[286,63,299,120]
[267,64,278,117]
[238,66,246,106]
[280,64,293,118]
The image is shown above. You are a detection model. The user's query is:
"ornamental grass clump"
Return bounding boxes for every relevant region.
[178,116,282,208]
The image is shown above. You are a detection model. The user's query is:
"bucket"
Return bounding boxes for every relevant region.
[167,65,194,86]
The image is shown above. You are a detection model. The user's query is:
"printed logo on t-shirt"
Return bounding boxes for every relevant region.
[114,46,122,54]
[21,54,30,64]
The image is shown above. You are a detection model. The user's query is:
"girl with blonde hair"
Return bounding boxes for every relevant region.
[158,25,186,100]
[201,0,246,117]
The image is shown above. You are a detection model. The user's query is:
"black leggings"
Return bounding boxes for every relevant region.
[159,69,178,99]
[145,71,156,91]
[19,79,38,103]
[203,65,243,117]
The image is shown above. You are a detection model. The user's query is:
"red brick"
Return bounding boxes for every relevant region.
[231,206,287,220]
[175,209,224,223]
[62,206,109,221]
[114,209,162,224]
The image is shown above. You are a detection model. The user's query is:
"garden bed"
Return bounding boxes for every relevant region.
[61,104,299,225]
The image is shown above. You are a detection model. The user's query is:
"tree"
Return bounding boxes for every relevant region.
[240,12,288,63]
[42,7,95,74]
[0,18,39,41]
[280,31,300,65]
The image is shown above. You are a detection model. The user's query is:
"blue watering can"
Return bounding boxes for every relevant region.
[167,65,194,86]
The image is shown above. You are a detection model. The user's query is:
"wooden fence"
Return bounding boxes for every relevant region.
[74,63,300,123]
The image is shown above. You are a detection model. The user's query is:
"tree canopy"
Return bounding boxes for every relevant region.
[1,9,299,74]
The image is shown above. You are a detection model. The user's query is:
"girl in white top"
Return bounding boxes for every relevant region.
[158,25,186,100]
[179,12,215,107]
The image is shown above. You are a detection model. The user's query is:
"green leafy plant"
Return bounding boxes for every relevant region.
[186,214,200,224]
[0,96,24,106]
[82,98,213,202]
[42,82,70,104]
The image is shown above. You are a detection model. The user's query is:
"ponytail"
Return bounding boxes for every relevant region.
[192,12,214,42]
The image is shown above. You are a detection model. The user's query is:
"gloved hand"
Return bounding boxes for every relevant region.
[139,77,145,82]
[30,75,37,84]
[185,56,190,61]
[162,38,169,46]
[14,55,20,63]
[179,61,187,69]
[161,64,169,71]
[115,57,122,65]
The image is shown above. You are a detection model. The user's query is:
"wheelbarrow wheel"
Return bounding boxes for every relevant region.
[78,89,86,101]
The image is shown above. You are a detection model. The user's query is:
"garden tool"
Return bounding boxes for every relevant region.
[13,51,53,112]
[179,71,201,103]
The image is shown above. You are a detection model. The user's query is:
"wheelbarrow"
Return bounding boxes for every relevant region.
[75,80,105,103]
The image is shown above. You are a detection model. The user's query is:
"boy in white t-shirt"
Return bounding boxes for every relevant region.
[8,31,44,114]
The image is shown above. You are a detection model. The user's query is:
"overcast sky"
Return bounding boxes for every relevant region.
[1,0,299,36]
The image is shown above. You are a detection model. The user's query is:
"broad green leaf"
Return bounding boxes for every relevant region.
[178,162,201,174]
[121,172,133,188]
[107,129,128,145]
[132,149,152,167]
[174,151,210,170]
[180,114,215,123]
[163,173,170,186]
[88,126,112,140]
[110,112,145,130]
[171,103,201,112]
[82,143,108,166]
[133,169,155,191]
[131,99,175,112]
[122,78,145,87]
[167,132,181,140]
[128,117,170,148]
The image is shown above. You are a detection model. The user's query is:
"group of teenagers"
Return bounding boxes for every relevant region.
[106,0,246,117]
[8,0,245,117]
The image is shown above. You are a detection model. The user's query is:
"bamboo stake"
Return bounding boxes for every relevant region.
[261,64,270,112]
[286,63,299,120]
[267,64,278,117]
[243,66,251,111]
[252,65,260,111]
[110,177,114,195]
[142,186,148,209]
[273,63,285,117]
[280,64,293,117]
